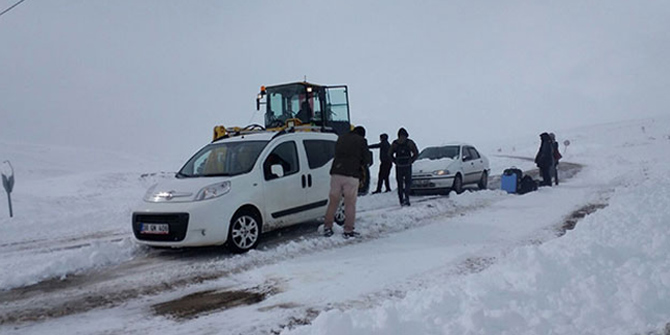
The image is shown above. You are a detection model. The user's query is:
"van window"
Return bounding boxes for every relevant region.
[178,140,268,178]
[263,141,299,180]
[303,140,336,169]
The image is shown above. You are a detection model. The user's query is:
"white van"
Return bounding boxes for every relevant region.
[132,130,340,253]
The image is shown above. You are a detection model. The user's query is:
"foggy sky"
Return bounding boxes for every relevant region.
[1,0,669,161]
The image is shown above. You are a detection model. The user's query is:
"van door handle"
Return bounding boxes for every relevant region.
[301,175,306,188]
[308,174,312,187]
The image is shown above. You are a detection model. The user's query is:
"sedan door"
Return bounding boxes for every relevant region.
[463,146,485,183]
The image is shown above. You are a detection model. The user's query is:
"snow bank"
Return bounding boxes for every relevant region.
[284,119,670,335]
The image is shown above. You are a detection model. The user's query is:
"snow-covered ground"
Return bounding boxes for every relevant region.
[0,117,669,334]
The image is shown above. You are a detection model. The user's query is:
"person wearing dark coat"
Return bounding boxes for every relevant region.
[369,133,393,194]
[535,132,555,187]
[549,132,561,185]
[389,127,419,206]
[323,126,371,238]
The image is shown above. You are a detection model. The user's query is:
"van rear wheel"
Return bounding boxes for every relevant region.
[227,210,261,253]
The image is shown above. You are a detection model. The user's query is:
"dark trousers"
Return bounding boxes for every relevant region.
[540,166,552,186]
[396,165,412,204]
[375,161,392,192]
[553,163,559,185]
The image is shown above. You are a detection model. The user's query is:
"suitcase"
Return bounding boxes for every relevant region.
[501,167,522,193]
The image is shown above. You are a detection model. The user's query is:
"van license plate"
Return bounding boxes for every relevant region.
[141,223,169,234]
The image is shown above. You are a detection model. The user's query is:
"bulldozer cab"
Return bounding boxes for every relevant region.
[256,82,351,135]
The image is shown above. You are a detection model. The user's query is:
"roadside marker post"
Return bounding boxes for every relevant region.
[2,160,14,218]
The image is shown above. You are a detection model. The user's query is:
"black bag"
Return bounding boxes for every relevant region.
[518,175,538,194]
[394,140,416,166]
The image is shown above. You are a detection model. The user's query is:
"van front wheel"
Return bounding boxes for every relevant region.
[227,210,261,253]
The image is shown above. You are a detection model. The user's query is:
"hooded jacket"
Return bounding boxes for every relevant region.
[535,132,555,169]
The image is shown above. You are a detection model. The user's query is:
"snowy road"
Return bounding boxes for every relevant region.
[0,162,590,334]
[2,117,669,334]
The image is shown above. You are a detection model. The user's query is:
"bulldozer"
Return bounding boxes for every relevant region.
[256,81,352,135]
[212,81,370,194]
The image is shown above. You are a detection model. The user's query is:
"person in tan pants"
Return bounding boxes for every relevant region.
[323,175,360,236]
[323,126,370,238]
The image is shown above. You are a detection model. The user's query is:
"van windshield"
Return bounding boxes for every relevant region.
[177,140,269,178]
[418,146,460,160]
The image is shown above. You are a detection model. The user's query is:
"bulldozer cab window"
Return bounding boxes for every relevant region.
[266,93,290,128]
[324,86,351,134]
[265,86,323,127]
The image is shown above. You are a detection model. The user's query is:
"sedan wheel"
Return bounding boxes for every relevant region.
[228,210,261,253]
[478,171,488,190]
[452,174,464,194]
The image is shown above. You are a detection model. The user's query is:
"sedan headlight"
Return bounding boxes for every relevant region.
[195,181,231,201]
[432,169,450,176]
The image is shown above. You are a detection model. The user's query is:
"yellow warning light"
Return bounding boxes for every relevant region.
[213,125,228,141]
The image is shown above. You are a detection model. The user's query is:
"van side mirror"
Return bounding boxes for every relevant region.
[270,164,284,178]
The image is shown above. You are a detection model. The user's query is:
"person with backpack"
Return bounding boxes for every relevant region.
[323,126,371,238]
[549,132,562,185]
[389,127,419,206]
[369,133,393,194]
[534,132,555,187]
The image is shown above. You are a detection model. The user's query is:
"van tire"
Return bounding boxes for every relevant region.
[334,199,346,226]
[227,209,261,253]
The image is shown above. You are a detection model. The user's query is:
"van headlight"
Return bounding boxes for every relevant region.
[195,181,231,201]
[433,170,450,176]
[143,184,159,201]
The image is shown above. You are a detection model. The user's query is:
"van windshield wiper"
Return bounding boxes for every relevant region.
[204,173,233,177]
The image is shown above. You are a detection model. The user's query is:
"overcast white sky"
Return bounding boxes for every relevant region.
[1,0,669,160]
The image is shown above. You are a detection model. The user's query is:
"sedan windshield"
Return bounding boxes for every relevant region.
[177,140,269,178]
[418,146,460,160]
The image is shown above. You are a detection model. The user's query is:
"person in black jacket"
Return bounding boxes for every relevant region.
[535,132,555,187]
[389,128,419,206]
[323,126,371,238]
[549,132,561,185]
[369,133,393,194]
